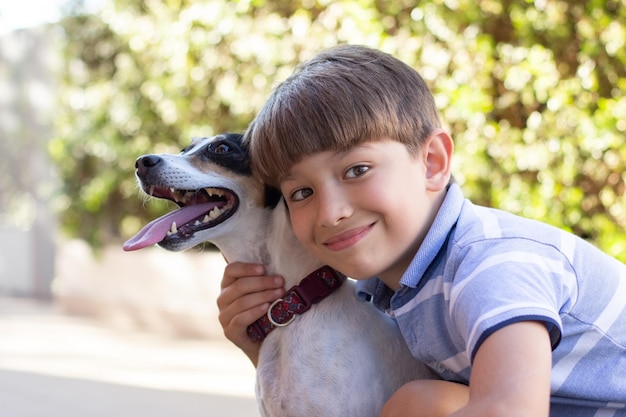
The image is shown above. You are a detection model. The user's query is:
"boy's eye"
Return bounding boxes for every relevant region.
[291,188,313,201]
[345,165,369,179]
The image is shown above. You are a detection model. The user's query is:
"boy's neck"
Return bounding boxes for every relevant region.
[378,187,449,292]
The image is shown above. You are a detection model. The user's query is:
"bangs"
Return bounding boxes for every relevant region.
[245,45,440,187]
[248,79,398,186]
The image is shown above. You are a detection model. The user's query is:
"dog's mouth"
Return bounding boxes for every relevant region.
[123,185,238,251]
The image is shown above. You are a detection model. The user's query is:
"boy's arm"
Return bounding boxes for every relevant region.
[452,320,552,417]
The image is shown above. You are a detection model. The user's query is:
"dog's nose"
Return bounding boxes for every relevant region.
[135,155,162,176]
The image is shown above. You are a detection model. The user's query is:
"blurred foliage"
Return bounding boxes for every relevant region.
[52,0,626,261]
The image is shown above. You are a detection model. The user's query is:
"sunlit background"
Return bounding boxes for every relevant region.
[0,0,625,415]
[0,0,84,33]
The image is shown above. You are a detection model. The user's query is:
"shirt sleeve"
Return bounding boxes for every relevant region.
[448,238,576,361]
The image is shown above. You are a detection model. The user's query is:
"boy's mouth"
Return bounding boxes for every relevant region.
[323,223,374,252]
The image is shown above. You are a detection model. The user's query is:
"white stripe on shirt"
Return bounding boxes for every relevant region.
[552,276,626,392]
[472,204,502,239]
[449,251,571,312]
[393,275,445,317]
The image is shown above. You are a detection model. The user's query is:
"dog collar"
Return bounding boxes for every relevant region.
[247,266,346,342]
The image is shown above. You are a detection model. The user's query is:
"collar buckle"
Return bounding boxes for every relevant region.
[247,266,345,342]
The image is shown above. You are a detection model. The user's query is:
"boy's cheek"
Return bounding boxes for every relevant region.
[290,218,310,244]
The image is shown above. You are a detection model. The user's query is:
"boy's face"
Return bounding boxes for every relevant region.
[279,136,451,289]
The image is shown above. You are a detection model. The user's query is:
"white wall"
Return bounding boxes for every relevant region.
[0,25,59,297]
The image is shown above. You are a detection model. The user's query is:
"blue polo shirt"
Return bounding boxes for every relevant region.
[357,183,626,416]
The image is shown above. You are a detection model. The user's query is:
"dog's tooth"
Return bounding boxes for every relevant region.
[194,220,201,226]
[170,187,175,193]
[149,185,155,196]
[209,207,223,220]
[170,222,177,234]
[208,188,222,197]
[203,215,210,223]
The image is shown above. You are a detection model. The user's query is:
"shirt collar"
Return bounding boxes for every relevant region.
[399,182,464,287]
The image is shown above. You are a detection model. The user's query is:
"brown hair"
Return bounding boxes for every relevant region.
[245,44,441,187]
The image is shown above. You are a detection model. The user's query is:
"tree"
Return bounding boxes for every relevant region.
[52,0,626,261]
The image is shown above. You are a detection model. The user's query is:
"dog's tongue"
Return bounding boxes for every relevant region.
[123,202,218,251]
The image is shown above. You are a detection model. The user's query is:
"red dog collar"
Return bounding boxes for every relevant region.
[247,266,345,342]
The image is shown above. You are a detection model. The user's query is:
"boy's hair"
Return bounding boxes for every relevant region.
[245,44,441,187]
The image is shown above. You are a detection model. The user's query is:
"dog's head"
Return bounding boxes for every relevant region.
[123,133,281,252]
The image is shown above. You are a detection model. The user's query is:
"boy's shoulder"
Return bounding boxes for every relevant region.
[454,197,566,248]
[438,184,563,245]
[431,183,574,263]
[451,195,625,275]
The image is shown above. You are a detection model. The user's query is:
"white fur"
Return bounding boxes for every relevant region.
[137,135,435,416]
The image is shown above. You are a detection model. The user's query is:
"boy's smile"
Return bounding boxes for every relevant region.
[279,134,452,289]
[323,222,375,252]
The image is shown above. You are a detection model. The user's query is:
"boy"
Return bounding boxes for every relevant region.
[217,45,626,416]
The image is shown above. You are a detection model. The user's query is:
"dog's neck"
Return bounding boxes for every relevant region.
[264,201,323,287]
[213,199,323,288]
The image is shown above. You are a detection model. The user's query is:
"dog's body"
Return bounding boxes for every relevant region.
[124,133,435,416]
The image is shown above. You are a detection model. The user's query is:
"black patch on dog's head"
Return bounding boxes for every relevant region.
[239,136,282,208]
[190,132,281,208]
[187,133,251,176]
[264,185,282,208]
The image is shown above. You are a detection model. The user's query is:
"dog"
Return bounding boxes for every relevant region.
[124,133,435,416]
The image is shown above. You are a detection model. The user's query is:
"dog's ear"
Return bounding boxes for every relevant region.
[238,132,280,208]
[264,185,282,209]
[237,132,249,150]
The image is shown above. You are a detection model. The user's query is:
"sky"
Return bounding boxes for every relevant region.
[0,0,105,34]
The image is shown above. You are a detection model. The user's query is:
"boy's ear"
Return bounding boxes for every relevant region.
[424,128,453,191]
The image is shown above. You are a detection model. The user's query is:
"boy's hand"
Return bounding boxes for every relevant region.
[217,262,285,367]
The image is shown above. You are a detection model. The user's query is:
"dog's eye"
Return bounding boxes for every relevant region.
[208,141,231,154]
[214,143,230,153]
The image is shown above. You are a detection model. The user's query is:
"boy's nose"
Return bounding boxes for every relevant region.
[317,188,352,227]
